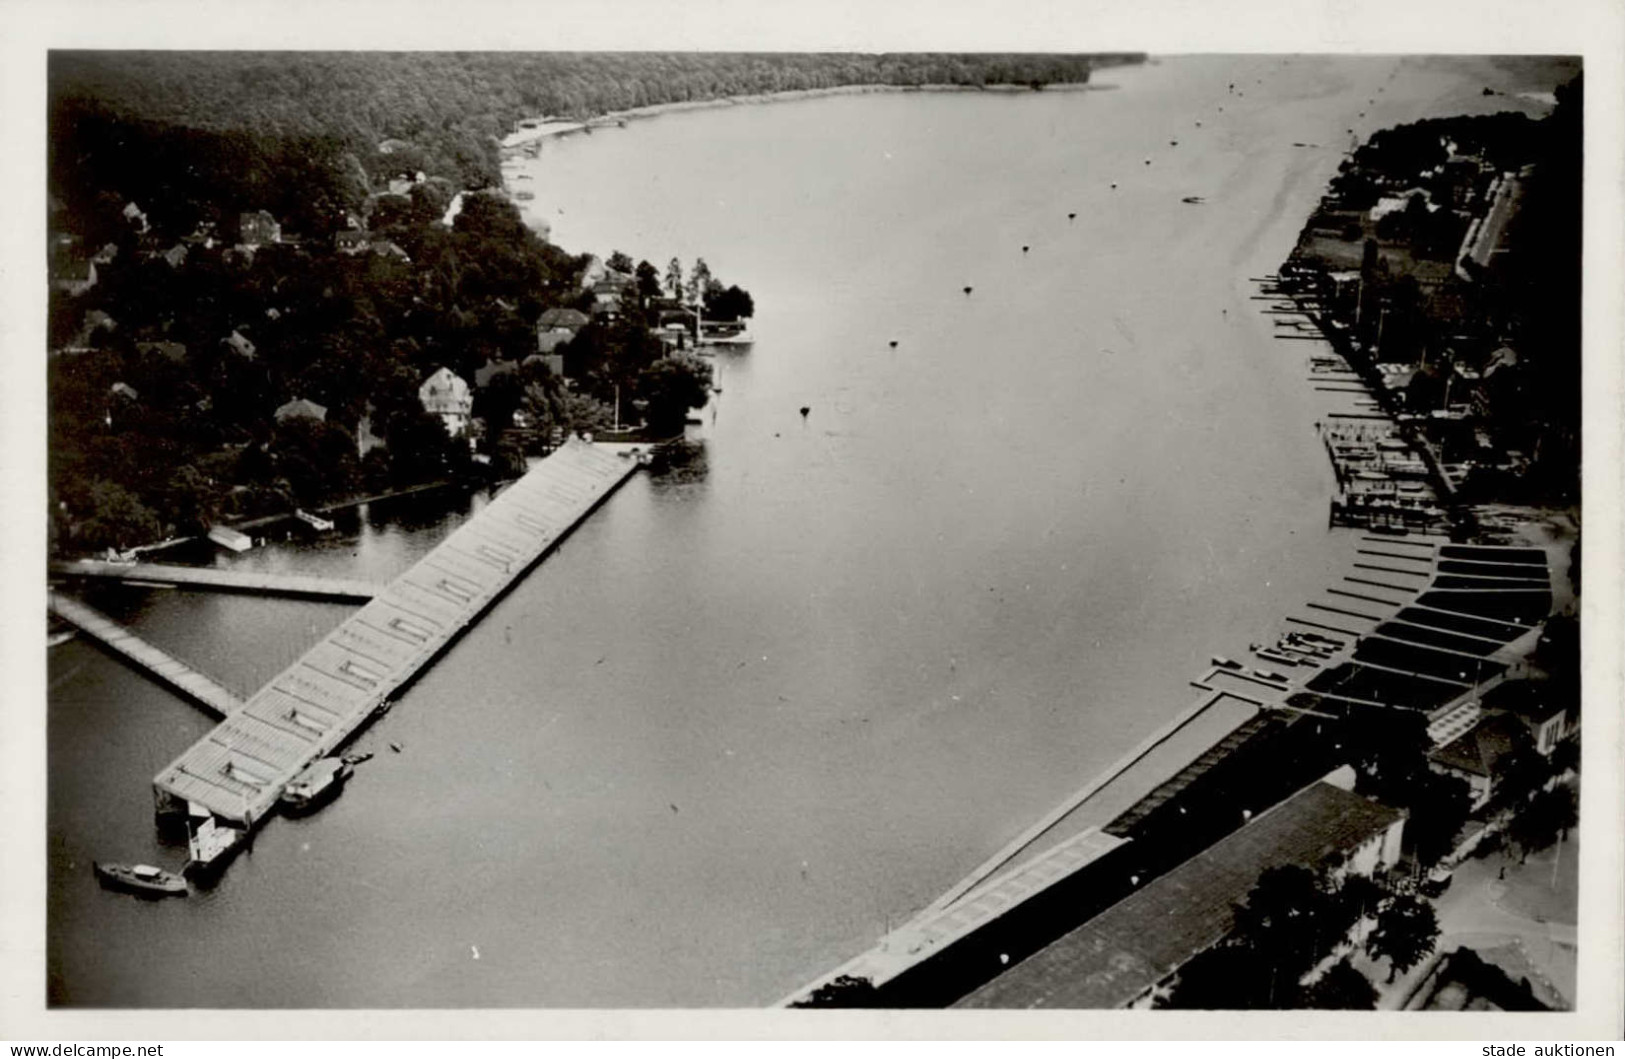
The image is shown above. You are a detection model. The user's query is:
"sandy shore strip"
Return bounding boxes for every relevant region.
[499,78,1115,159]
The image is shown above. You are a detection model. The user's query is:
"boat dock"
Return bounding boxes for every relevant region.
[48,591,244,718]
[151,439,641,829]
[49,560,383,602]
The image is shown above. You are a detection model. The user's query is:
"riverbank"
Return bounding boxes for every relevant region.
[499,80,1120,162]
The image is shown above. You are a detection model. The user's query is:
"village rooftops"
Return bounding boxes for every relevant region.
[538,307,590,331]
[1428,712,1529,778]
[274,397,329,423]
[955,782,1405,1010]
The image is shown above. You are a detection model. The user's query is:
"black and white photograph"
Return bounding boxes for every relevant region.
[4,0,1621,1041]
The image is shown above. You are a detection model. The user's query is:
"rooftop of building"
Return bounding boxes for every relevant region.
[955,781,1405,1010]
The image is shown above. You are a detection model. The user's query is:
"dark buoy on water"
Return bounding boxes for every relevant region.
[963,285,973,295]
[799,406,810,418]
[1170,139,1178,146]
[1109,182,1117,189]
[888,340,898,349]
[390,742,403,754]
[1022,245,1029,253]
[1068,211,1076,219]
[1143,158,1151,165]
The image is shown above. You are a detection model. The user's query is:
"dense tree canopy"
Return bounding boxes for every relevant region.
[51,52,1143,187]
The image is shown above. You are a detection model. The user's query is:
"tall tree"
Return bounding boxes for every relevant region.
[686,257,713,305]
[635,259,661,303]
[638,353,712,437]
[1508,784,1578,862]
[1366,893,1439,982]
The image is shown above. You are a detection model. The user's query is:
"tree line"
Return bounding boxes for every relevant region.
[50,51,1143,188]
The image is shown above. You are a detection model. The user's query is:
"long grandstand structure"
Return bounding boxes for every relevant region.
[151,439,640,828]
[781,536,1557,1007]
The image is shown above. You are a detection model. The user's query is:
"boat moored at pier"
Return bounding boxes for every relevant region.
[94,861,188,898]
[280,758,354,815]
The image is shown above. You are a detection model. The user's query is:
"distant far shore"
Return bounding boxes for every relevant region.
[601,80,1111,124]
[502,79,1119,157]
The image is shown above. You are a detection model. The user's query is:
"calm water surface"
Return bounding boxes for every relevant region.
[48,55,1560,1006]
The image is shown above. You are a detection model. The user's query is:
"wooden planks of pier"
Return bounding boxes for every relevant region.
[50,559,383,602]
[151,439,641,827]
[48,591,244,718]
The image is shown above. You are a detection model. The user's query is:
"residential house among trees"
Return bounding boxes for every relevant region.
[238,209,281,247]
[221,329,257,361]
[335,229,370,254]
[274,396,329,424]
[537,307,590,332]
[418,366,473,437]
[1426,713,1531,809]
[1475,680,1578,758]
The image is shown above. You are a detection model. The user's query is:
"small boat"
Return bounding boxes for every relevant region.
[94,861,188,897]
[1211,656,1243,670]
[342,751,374,766]
[279,757,353,815]
[1181,196,1205,204]
[1253,669,1289,683]
[514,190,536,201]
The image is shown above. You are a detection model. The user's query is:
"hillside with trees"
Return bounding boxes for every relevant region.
[50,52,1143,188]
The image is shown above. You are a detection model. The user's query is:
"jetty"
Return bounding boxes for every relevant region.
[48,591,244,718]
[50,559,382,603]
[151,438,640,830]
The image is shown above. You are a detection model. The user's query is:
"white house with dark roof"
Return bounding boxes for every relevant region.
[418,367,473,437]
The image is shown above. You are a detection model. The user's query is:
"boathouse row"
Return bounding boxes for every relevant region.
[152,438,640,827]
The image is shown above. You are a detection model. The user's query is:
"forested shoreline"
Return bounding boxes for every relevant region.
[51,52,1144,188]
[46,51,1142,557]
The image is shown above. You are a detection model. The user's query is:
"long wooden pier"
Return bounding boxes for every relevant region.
[50,560,383,602]
[48,591,244,718]
[151,439,641,827]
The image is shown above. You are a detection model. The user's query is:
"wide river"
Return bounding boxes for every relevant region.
[46,55,1566,1007]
